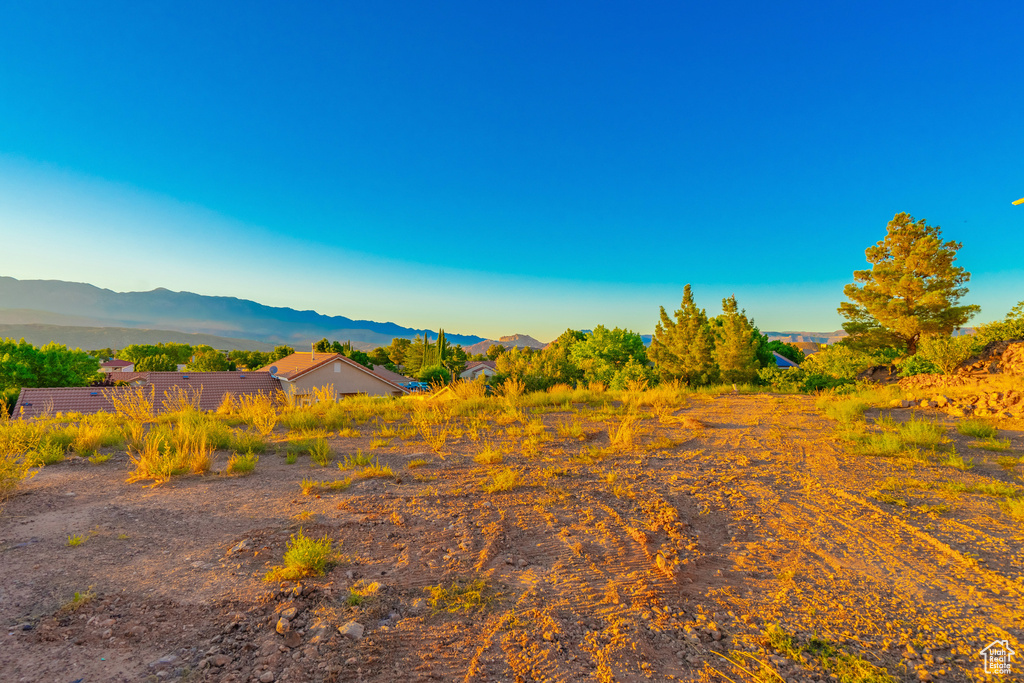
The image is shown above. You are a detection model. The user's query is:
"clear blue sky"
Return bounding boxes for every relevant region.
[1,2,1022,342]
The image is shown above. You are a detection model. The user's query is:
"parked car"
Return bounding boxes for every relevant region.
[402,381,431,392]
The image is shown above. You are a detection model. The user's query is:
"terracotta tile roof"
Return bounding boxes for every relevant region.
[261,353,408,394]
[13,371,281,420]
[259,352,343,381]
[465,360,497,370]
[100,359,134,368]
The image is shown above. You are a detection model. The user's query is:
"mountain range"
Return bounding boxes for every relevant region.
[0,276,851,352]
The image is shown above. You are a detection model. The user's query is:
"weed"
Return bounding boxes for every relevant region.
[818,396,868,424]
[88,453,112,465]
[109,385,155,422]
[286,452,298,465]
[996,455,1022,471]
[896,416,946,449]
[308,438,333,466]
[556,418,585,440]
[957,419,998,439]
[407,458,430,468]
[337,427,361,438]
[301,477,352,495]
[482,467,521,493]
[474,443,504,465]
[871,492,907,507]
[608,415,641,450]
[973,437,1011,452]
[67,533,85,547]
[339,451,373,470]
[425,578,495,614]
[1001,498,1024,521]
[226,450,259,475]
[264,529,338,582]
[126,421,213,485]
[346,579,381,606]
[230,429,267,454]
[62,589,96,612]
[358,457,395,480]
[765,624,896,683]
[940,450,973,471]
[26,440,66,466]
[369,437,392,449]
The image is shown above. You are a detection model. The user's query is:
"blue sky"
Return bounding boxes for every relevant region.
[1,2,1022,342]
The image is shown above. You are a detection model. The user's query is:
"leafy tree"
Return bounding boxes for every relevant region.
[135,354,177,371]
[186,349,233,372]
[486,344,506,360]
[0,339,100,390]
[713,296,761,384]
[569,325,650,386]
[368,347,392,367]
[313,338,332,354]
[1007,300,1024,322]
[88,347,117,360]
[649,284,718,385]
[839,213,980,355]
[387,338,412,367]
[271,346,294,361]
[418,365,452,386]
[764,340,805,364]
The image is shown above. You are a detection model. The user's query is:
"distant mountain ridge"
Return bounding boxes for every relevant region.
[0,276,485,350]
[464,334,547,356]
[0,322,276,352]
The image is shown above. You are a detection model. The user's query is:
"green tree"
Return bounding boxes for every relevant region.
[186,349,233,372]
[764,340,805,364]
[387,338,412,367]
[313,338,332,354]
[0,339,100,390]
[648,284,718,385]
[368,347,392,367]
[839,213,980,355]
[271,346,294,361]
[569,326,649,386]
[135,353,177,371]
[486,344,506,360]
[712,296,760,384]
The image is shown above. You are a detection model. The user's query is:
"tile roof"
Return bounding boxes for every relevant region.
[13,371,281,420]
[465,360,497,370]
[261,353,408,393]
[372,365,416,385]
[100,359,134,368]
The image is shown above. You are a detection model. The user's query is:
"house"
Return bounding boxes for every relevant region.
[261,352,408,405]
[792,341,820,357]
[99,359,135,373]
[13,371,281,420]
[772,352,800,369]
[460,360,497,380]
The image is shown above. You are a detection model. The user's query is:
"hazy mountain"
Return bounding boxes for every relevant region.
[764,330,848,344]
[0,276,485,350]
[0,323,276,352]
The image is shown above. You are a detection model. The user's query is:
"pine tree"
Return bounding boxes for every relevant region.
[648,284,718,385]
[713,295,760,384]
[839,213,979,354]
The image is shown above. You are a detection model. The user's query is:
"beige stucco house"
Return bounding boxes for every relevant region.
[261,352,407,405]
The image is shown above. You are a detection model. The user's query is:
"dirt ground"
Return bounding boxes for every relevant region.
[1,393,1022,682]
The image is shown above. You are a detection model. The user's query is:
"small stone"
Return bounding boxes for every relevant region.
[259,671,275,683]
[212,654,231,667]
[276,618,291,634]
[149,654,180,669]
[283,631,302,648]
[517,559,529,568]
[228,539,252,555]
[346,570,355,580]
[281,606,299,620]
[16,623,31,631]
[345,657,357,665]
[338,621,365,640]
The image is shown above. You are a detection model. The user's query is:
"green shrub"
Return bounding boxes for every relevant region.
[896,354,939,377]
[917,334,979,375]
[757,367,807,392]
[230,429,267,454]
[264,529,338,582]
[226,450,259,475]
[957,419,998,439]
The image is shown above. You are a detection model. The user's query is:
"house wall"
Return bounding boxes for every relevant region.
[460,366,496,380]
[281,360,401,402]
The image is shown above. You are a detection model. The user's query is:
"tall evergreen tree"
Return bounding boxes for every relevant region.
[648,284,718,385]
[713,295,760,384]
[839,213,979,354]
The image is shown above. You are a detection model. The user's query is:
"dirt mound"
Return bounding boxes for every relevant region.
[957,338,1024,375]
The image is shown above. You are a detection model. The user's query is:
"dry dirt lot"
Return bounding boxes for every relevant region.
[1,392,1021,682]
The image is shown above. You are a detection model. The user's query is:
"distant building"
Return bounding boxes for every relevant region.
[99,359,134,373]
[261,352,407,406]
[460,360,497,380]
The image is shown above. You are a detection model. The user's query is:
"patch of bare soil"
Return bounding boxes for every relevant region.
[1,395,1022,682]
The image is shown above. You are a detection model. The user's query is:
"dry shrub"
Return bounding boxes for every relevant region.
[495,377,526,404]
[448,378,487,400]
[127,422,214,486]
[587,381,607,393]
[110,385,155,423]
[608,415,641,450]
[162,385,203,413]
[233,392,281,437]
[678,416,706,430]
